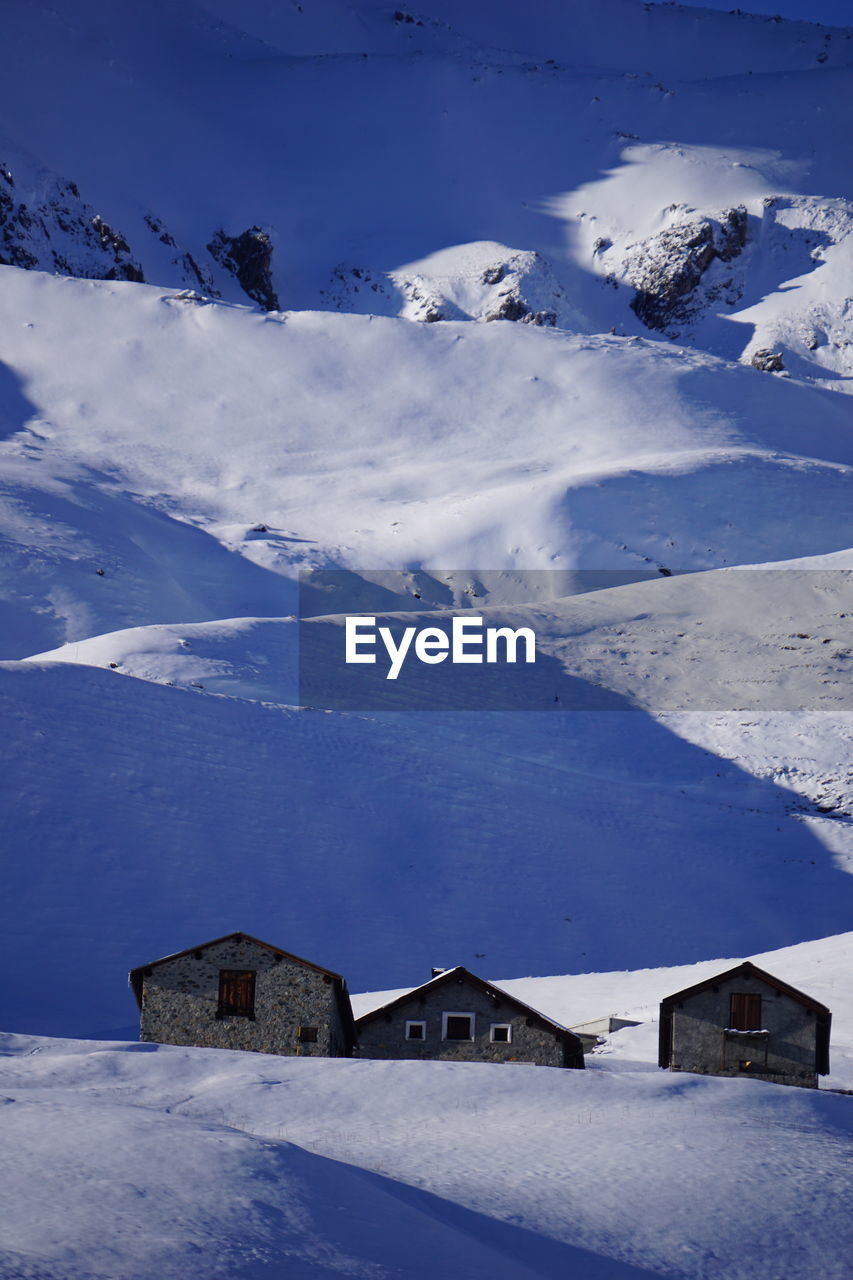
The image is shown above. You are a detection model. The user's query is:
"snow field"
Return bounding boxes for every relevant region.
[1,1020,851,1280]
[2,269,853,657]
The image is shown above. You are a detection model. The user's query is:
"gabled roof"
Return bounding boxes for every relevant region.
[658,961,831,1073]
[355,965,583,1048]
[128,932,355,1044]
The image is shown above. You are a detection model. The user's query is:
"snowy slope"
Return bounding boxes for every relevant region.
[2,269,853,657]
[2,972,852,1280]
[1,1049,598,1280]
[1,0,853,364]
[3,0,853,658]
[2,649,852,1037]
[0,0,849,1039]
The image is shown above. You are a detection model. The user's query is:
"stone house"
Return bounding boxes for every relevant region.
[658,961,831,1088]
[355,966,585,1068]
[129,932,355,1057]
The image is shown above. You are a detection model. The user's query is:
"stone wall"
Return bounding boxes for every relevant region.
[669,973,818,1087]
[138,937,349,1057]
[356,978,575,1067]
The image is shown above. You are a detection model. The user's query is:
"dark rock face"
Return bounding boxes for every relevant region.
[486,293,530,322]
[750,348,785,372]
[144,213,217,296]
[405,279,445,321]
[89,216,144,282]
[482,250,560,326]
[0,160,275,307]
[484,292,556,326]
[0,173,37,269]
[207,226,279,311]
[629,205,748,331]
[0,163,144,282]
[716,206,749,261]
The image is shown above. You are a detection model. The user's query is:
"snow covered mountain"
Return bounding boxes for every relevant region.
[1,2,852,1275]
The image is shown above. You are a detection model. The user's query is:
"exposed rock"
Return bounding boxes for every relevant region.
[404,278,446,322]
[320,242,580,330]
[479,252,563,326]
[165,290,212,306]
[207,226,279,311]
[144,212,177,248]
[144,213,218,296]
[89,216,144,282]
[180,252,214,293]
[716,206,748,261]
[750,348,785,372]
[485,294,530,322]
[321,262,396,313]
[394,246,573,328]
[484,292,556,326]
[0,162,144,282]
[629,205,747,331]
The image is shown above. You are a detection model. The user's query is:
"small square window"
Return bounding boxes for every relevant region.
[405,1021,426,1040]
[490,1023,512,1044]
[442,1012,474,1041]
[298,1025,318,1043]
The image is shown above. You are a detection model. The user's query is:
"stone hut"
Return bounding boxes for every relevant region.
[129,932,355,1057]
[659,961,831,1088]
[355,966,585,1068]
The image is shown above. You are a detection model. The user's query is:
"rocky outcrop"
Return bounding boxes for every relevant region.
[319,243,575,328]
[143,213,217,296]
[628,205,747,332]
[483,290,556,326]
[394,246,566,326]
[405,277,446,322]
[207,226,279,311]
[478,252,558,325]
[0,160,222,297]
[750,348,785,372]
[0,163,144,282]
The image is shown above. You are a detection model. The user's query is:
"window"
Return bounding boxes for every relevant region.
[217,970,256,1019]
[729,993,762,1031]
[490,1023,512,1044]
[405,1021,426,1040]
[298,1026,318,1043]
[442,1012,474,1041]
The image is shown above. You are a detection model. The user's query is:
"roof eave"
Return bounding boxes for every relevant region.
[354,966,582,1047]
